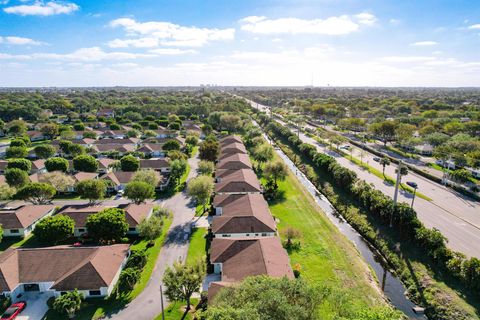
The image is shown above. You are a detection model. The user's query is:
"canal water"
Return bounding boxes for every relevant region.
[261,131,426,319]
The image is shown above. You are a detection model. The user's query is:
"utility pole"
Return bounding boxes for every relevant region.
[160,285,165,320]
[391,161,403,227]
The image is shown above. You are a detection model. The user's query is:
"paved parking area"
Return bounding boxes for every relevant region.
[15,292,50,320]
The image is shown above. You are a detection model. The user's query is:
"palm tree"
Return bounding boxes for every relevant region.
[380,157,391,176]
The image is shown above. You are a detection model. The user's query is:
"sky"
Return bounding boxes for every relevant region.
[0,0,479,87]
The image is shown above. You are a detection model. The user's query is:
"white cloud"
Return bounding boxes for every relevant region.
[109,18,235,47]
[239,13,376,35]
[4,1,79,16]
[410,41,438,46]
[381,56,436,63]
[468,24,480,30]
[148,48,196,55]
[0,47,157,61]
[0,36,44,45]
[108,38,159,48]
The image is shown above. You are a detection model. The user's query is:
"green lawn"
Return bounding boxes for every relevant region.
[265,158,391,318]
[154,298,199,320]
[186,228,207,265]
[43,216,173,320]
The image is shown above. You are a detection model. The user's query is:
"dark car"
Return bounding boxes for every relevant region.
[373,157,380,162]
[1,301,27,320]
[406,181,418,189]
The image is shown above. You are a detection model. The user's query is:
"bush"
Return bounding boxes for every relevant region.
[34,144,56,159]
[86,208,129,243]
[137,216,164,240]
[33,214,74,244]
[120,155,140,172]
[6,146,28,159]
[5,168,29,188]
[45,157,69,172]
[117,268,141,293]
[125,250,148,270]
[73,154,98,172]
[7,158,31,172]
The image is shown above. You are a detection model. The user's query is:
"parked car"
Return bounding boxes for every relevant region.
[373,157,380,162]
[339,145,350,150]
[1,301,26,320]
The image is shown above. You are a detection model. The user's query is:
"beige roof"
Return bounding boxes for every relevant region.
[137,143,165,153]
[211,194,276,234]
[215,169,261,194]
[102,171,135,185]
[31,159,46,170]
[0,205,55,229]
[93,144,136,153]
[216,153,252,171]
[0,244,130,292]
[51,138,95,146]
[94,138,140,145]
[72,172,98,183]
[210,237,294,282]
[219,143,247,159]
[58,203,153,228]
[98,158,116,169]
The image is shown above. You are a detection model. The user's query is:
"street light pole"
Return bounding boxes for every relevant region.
[411,186,417,208]
[391,161,403,227]
[160,285,165,320]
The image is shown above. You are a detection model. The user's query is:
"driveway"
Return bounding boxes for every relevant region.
[15,292,50,320]
[106,153,200,320]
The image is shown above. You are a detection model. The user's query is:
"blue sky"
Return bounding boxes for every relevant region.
[0,0,479,86]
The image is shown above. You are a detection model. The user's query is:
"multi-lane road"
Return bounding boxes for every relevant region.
[246,98,480,258]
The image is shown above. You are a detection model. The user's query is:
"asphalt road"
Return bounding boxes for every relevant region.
[106,153,200,320]
[247,98,480,258]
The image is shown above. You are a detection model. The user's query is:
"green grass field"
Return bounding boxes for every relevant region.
[266,159,391,318]
[186,227,207,265]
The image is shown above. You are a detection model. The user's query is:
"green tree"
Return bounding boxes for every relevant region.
[379,157,391,176]
[120,155,140,172]
[39,171,75,192]
[40,123,59,139]
[369,121,398,146]
[53,290,83,319]
[163,260,206,317]
[7,120,27,136]
[45,157,69,172]
[76,179,106,204]
[6,146,28,159]
[252,143,274,170]
[15,182,56,204]
[0,184,16,200]
[68,143,85,157]
[170,159,187,186]
[263,160,288,190]
[34,144,56,159]
[185,135,198,146]
[187,175,214,213]
[73,154,98,172]
[132,169,160,187]
[5,168,29,188]
[197,160,214,176]
[199,140,219,162]
[125,250,148,269]
[203,276,321,320]
[124,181,155,204]
[117,268,141,293]
[162,139,181,151]
[9,139,27,148]
[7,158,32,172]
[137,216,164,240]
[86,208,128,243]
[33,214,74,244]
[450,169,472,183]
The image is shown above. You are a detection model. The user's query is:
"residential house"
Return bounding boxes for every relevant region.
[98,158,116,174]
[136,143,166,158]
[58,203,154,236]
[30,159,47,174]
[0,205,56,237]
[91,143,136,157]
[208,237,294,300]
[414,144,433,156]
[0,244,129,300]
[97,108,115,118]
[71,130,102,140]
[139,158,170,173]
[219,135,243,146]
[152,129,178,139]
[215,169,262,194]
[102,171,135,192]
[216,153,252,171]
[26,130,46,142]
[98,130,127,139]
[94,138,140,145]
[219,142,247,159]
[211,194,276,238]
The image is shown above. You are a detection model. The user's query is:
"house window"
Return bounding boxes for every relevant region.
[255,234,259,236]
[129,227,136,232]
[221,234,230,237]
[78,228,85,233]
[261,233,267,236]
[89,290,101,296]
[10,229,19,234]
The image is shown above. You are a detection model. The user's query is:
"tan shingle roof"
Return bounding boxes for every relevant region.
[219,135,242,146]
[102,171,135,185]
[0,205,55,229]
[139,158,170,170]
[93,144,136,153]
[94,138,139,145]
[210,237,294,282]
[215,169,261,194]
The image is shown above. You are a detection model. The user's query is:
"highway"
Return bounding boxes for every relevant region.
[246,98,480,258]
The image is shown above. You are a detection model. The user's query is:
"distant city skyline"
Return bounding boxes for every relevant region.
[0,0,479,87]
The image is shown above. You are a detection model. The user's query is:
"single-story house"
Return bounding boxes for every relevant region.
[219,142,247,159]
[208,237,294,300]
[219,135,243,147]
[0,205,56,237]
[98,158,116,174]
[215,169,262,194]
[51,138,95,148]
[414,144,433,156]
[139,158,170,173]
[91,143,136,156]
[31,159,47,174]
[97,108,115,118]
[136,143,166,158]
[98,130,127,139]
[26,130,47,142]
[58,203,154,236]
[211,194,276,238]
[71,131,102,140]
[216,153,252,171]
[152,130,178,139]
[94,138,140,145]
[102,171,135,192]
[0,244,130,300]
